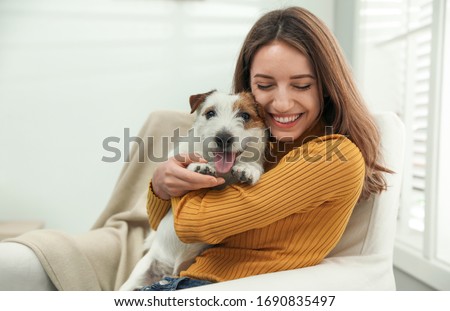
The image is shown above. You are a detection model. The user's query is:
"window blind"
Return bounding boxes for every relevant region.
[359,0,433,233]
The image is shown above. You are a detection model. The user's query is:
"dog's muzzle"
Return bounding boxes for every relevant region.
[211,131,239,174]
[214,131,236,150]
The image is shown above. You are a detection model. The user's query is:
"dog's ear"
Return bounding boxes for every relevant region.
[189,90,216,114]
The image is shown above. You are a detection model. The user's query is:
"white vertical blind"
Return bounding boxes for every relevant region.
[358,0,450,290]
[358,0,433,237]
[436,0,450,265]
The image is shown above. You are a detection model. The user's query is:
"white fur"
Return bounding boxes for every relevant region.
[119,91,266,290]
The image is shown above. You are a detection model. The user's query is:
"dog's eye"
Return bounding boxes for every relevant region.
[240,112,251,122]
[205,110,216,120]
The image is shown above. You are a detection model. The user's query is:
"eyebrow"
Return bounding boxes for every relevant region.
[253,73,316,79]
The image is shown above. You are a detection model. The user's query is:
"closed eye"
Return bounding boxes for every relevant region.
[293,84,311,90]
[256,84,273,90]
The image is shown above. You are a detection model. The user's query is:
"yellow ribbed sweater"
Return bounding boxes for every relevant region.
[147,134,365,283]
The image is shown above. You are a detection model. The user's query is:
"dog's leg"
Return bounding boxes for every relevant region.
[231,161,264,185]
[172,242,210,276]
[119,249,155,291]
[231,135,266,184]
[119,231,158,291]
[187,162,216,176]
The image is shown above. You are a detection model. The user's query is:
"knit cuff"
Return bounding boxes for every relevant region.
[147,180,171,230]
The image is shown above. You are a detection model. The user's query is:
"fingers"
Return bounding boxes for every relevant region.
[152,155,226,199]
[170,152,222,188]
[170,161,224,189]
[173,153,208,166]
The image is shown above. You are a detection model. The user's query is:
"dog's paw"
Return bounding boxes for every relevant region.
[231,163,262,185]
[187,162,216,176]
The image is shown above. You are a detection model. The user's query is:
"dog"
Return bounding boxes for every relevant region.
[119,90,267,290]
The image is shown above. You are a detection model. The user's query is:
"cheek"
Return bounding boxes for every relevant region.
[313,102,322,119]
[303,91,321,117]
[251,89,270,108]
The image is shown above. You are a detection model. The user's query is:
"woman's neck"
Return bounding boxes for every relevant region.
[264,118,327,171]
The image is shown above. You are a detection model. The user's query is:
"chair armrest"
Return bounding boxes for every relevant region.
[188,254,395,291]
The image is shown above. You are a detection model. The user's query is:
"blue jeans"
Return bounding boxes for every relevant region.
[139,277,212,291]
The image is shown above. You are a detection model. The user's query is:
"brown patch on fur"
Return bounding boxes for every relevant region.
[189,90,216,114]
[202,105,216,117]
[233,92,267,130]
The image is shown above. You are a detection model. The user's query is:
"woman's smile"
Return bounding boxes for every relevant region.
[270,113,304,128]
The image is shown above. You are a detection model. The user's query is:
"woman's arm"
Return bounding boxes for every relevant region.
[172,134,365,244]
[146,181,171,230]
[146,153,225,230]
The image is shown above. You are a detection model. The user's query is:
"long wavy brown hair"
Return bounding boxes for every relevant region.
[232,7,392,200]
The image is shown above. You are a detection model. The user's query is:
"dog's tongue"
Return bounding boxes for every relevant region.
[214,152,236,174]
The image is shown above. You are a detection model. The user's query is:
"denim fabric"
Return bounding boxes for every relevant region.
[140,277,212,291]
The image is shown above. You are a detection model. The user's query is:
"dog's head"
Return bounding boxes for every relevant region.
[189,90,267,174]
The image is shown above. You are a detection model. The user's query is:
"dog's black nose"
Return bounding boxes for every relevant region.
[215,131,235,150]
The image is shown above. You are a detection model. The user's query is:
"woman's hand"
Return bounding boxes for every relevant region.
[152,153,225,200]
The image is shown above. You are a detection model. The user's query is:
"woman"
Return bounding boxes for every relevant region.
[0,7,389,291]
[145,7,390,290]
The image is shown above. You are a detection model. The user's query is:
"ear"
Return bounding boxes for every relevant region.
[239,92,265,118]
[189,89,216,114]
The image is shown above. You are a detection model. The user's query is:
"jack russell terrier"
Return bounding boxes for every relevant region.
[120,90,268,290]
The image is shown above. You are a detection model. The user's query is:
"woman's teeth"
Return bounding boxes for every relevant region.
[272,114,302,124]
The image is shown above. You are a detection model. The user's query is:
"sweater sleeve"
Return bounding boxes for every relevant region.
[146,181,171,230]
[172,134,365,244]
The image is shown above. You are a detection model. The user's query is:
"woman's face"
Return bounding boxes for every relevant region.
[250,40,321,141]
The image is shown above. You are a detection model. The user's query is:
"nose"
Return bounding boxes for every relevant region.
[215,131,235,150]
[272,89,295,113]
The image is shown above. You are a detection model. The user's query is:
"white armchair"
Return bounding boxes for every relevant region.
[1,111,403,291]
[192,111,405,291]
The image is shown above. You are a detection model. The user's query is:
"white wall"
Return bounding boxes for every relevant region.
[0,0,335,234]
